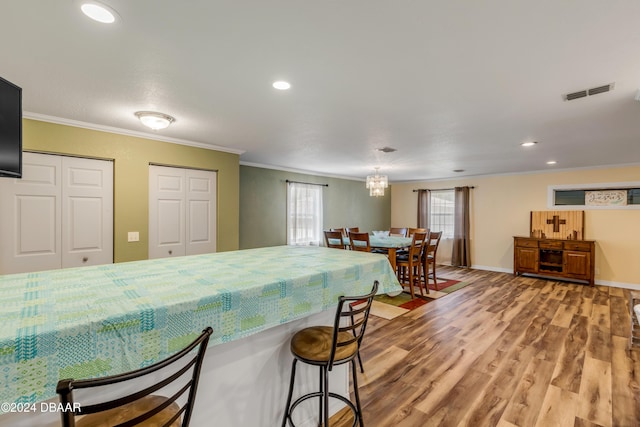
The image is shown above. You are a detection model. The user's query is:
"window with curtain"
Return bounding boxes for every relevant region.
[429,189,454,238]
[287,182,323,246]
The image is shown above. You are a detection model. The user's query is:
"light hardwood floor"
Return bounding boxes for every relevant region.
[330,266,640,427]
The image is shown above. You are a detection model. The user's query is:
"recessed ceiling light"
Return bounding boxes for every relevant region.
[135,111,175,130]
[80,1,118,24]
[272,81,291,90]
[521,141,537,147]
[546,160,557,165]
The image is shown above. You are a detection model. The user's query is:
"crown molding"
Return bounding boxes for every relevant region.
[23,112,246,155]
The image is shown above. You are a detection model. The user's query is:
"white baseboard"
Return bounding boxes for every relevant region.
[466,264,640,291]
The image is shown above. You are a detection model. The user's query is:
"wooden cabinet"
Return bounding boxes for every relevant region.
[514,237,595,286]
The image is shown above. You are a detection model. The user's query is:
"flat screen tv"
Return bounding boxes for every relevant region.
[0,76,22,178]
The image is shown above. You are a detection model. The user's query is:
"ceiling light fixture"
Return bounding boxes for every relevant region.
[546,160,557,165]
[135,111,175,130]
[272,81,291,90]
[80,1,118,24]
[365,167,388,197]
[521,141,537,147]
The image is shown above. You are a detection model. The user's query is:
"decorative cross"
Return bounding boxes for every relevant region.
[547,215,566,232]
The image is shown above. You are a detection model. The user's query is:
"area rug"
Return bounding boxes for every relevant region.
[365,278,472,320]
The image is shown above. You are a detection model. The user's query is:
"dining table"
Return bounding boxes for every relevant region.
[342,234,413,271]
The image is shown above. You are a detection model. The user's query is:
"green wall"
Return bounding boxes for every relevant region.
[239,165,391,249]
[23,119,240,262]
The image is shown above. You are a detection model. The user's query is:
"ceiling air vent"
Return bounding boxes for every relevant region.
[377,147,397,153]
[564,82,614,101]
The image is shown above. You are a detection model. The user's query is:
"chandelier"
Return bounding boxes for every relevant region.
[365,167,388,197]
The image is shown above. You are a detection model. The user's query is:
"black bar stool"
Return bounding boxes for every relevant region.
[57,327,213,427]
[281,281,378,427]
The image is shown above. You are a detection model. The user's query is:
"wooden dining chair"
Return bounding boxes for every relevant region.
[425,231,443,290]
[346,227,360,235]
[330,227,347,237]
[349,231,371,252]
[57,327,213,427]
[324,230,346,249]
[407,227,428,237]
[389,227,408,237]
[395,231,428,298]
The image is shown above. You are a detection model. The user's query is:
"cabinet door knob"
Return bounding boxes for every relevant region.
[169,250,173,255]
[82,257,88,263]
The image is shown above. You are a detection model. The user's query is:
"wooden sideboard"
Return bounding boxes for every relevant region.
[513,236,595,286]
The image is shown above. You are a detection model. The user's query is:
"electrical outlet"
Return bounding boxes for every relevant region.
[127,231,140,242]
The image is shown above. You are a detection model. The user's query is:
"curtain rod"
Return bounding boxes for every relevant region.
[286,180,329,187]
[412,186,475,192]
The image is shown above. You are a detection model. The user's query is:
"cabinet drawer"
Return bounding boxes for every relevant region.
[515,238,538,248]
[564,241,592,252]
[539,240,563,250]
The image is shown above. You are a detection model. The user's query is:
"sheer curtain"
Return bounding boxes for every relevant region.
[287,182,323,246]
[417,189,430,229]
[451,186,471,267]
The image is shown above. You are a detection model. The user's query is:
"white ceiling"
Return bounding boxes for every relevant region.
[3,0,640,182]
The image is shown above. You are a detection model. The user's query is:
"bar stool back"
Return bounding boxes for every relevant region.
[56,327,213,427]
[282,281,379,427]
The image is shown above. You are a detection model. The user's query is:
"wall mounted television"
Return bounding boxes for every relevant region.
[0,76,22,178]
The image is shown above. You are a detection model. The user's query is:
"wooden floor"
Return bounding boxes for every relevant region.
[330,266,640,427]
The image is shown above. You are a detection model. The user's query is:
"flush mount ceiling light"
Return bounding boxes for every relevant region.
[546,160,557,165]
[135,111,175,130]
[272,81,291,90]
[365,167,388,197]
[80,1,118,23]
[521,141,538,147]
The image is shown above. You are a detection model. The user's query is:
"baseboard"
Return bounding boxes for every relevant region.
[465,264,640,291]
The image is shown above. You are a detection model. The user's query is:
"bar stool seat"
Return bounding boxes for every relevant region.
[291,326,359,363]
[282,281,378,427]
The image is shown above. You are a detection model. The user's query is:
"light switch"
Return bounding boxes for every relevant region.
[127,231,140,242]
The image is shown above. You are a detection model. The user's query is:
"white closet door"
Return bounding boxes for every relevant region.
[149,165,186,259]
[0,153,113,274]
[148,165,217,259]
[62,156,114,268]
[185,169,217,255]
[0,152,62,274]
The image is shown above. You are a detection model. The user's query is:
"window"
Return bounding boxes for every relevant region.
[429,189,454,238]
[549,182,640,209]
[287,182,323,246]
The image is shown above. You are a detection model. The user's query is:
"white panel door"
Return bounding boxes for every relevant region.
[185,169,216,255]
[62,156,114,268]
[0,153,114,274]
[0,152,62,274]
[149,165,186,259]
[149,165,217,259]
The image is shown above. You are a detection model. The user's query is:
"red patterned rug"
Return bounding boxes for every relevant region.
[366,278,471,319]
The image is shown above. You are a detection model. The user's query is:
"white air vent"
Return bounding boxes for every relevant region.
[564,83,614,101]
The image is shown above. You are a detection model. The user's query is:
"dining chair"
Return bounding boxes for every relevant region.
[281,281,378,427]
[330,227,346,237]
[345,227,360,235]
[425,231,443,290]
[324,230,346,249]
[407,227,428,237]
[349,231,371,252]
[56,327,213,427]
[389,227,408,237]
[396,231,428,298]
